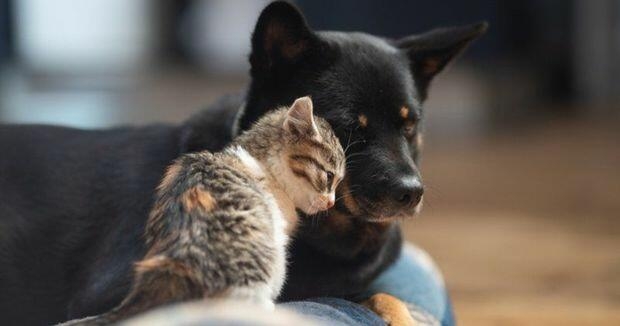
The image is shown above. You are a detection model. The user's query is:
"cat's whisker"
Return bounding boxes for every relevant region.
[344,158,364,166]
[307,200,322,229]
[345,151,366,160]
[343,129,354,154]
[335,189,359,204]
[313,211,327,228]
[344,140,365,155]
[335,190,357,201]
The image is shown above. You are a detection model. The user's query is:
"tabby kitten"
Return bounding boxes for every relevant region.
[62,97,345,325]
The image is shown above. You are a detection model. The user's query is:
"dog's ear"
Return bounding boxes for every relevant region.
[396,22,488,100]
[250,1,315,73]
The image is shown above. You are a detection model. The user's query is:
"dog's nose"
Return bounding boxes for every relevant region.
[392,177,424,208]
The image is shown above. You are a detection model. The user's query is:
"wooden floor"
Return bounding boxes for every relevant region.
[401,119,620,325]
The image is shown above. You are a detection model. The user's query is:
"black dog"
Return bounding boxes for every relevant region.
[0,2,485,325]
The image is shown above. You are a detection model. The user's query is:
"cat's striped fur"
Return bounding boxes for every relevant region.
[60,97,345,325]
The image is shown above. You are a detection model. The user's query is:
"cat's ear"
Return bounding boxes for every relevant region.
[284,96,319,138]
[396,22,488,100]
[250,1,315,72]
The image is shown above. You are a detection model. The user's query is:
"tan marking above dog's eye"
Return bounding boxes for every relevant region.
[358,114,368,128]
[399,107,409,120]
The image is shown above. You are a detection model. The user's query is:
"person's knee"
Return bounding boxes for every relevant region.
[402,243,446,290]
[281,298,385,326]
[364,243,453,325]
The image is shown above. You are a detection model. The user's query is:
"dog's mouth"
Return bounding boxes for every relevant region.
[356,197,421,223]
[338,192,420,223]
[336,177,422,223]
[364,208,421,223]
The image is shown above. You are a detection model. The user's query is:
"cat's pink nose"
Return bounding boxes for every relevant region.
[323,194,335,209]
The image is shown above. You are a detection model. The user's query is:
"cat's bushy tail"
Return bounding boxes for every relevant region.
[58,256,203,325]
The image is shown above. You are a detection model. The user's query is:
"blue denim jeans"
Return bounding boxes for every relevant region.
[125,244,454,326]
[281,243,455,325]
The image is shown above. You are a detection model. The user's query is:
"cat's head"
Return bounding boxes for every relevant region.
[279,97,346,215]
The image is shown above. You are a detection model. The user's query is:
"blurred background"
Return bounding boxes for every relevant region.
[0,0,618,325]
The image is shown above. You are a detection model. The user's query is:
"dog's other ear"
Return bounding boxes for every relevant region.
[250,1,315,73]
[397,22,488,100]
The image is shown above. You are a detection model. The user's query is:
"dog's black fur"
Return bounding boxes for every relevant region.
[0,2,485,325]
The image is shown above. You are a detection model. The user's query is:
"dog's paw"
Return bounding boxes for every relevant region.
[362,293,417,326]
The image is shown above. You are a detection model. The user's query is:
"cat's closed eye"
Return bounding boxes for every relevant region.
[326,172,334,185]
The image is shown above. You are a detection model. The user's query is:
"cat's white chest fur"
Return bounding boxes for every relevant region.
[227,146,290,305]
